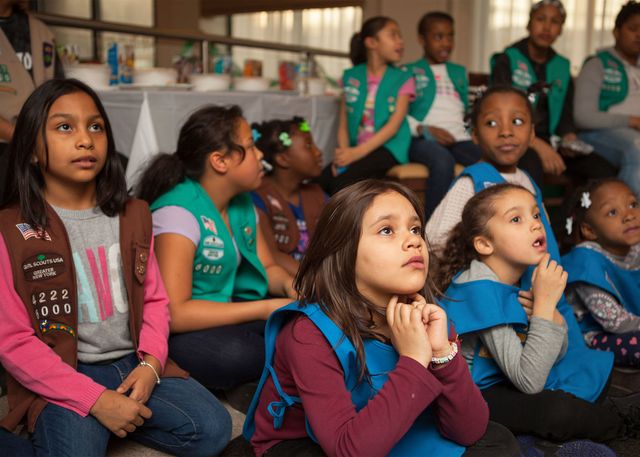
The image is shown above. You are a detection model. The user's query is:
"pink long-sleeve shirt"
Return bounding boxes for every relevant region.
[250,315,489,457]
[0,234,171,417]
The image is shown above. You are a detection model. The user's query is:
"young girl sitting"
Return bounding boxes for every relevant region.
[0,79,230,456]
[437,183,632,444]
[317,16,415,195]
[136,105,295,395]
[563,178,640,368]
[243,179,521,457]
[251,117,326,277]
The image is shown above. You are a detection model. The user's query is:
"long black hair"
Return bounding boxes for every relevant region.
[349,16,395,66]
[136,104,246,204]
[2,78,127,228]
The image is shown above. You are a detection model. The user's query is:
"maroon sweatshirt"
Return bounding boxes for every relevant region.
[250,316,489,457]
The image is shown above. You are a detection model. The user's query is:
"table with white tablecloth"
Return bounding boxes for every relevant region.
[97,89,340,187]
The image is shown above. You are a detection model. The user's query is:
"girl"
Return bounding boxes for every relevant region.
[136,105,295,395]
[243,179,521,457]
[437,183,632,444]
[0,79,230,456]
[563,178,640,368]
[251,117,326,277]
[317,16,415,195]
[490,0,616,185]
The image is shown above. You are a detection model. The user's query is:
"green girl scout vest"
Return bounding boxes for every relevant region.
[407,59,469,121]
[490,47,570,136]
[342,64,412,164]
[592,50,628,112]
[150,178,267,302]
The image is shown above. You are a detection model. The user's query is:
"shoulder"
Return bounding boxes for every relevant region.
[277,314,332,354]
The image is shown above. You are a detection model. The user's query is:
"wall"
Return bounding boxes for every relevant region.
[155,0,201,67]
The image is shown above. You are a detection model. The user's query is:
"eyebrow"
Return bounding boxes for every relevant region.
[48,113,103,121]
[368,214,419,227]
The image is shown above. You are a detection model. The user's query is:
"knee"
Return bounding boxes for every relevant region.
[178,403,232,457]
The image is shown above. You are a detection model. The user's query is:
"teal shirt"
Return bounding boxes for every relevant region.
[150,178,268,302]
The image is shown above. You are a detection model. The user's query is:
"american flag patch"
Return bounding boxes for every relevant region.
[16,223,51,241]
[200,216,218,235]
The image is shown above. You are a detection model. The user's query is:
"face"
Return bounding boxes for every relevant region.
[614,14,640,59]
[283,126,323,179]
[367,21,404,64]
[472,92,534,173]
[355,191,428,307]
[527,4,564,49]
[583,181,640,256]
[420,19,454,64]
[226,118,264,191]
[482,189,547,268]
[36,91,108,192]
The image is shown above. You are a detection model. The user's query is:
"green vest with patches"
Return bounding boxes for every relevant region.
[407,59,468,121]
[593,50,628,112]
[342,64,412,164]
[490,47,570,136]
[150,179,267,302]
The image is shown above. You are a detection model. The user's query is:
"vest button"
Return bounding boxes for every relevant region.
[139,252,148,263]
[137,265,146,275]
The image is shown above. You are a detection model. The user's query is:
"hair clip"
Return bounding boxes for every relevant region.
[299,120,311,133]
[581,192,592,209]
[252,128,262,142]
[565,216,573,235]
[279,132,292,147]
[261,159,273,172]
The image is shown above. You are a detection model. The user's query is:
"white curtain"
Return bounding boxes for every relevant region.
[470,0,629,74]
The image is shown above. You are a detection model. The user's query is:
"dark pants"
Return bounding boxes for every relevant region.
[317,147,397,195]
[482,382,623,443]
[590,330,640,368]
[518,146,618,188]
[408,138,483,219]
[261,421,519,457]
[168,320,266,391]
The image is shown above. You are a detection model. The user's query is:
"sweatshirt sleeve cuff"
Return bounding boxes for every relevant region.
[397,355,443,398]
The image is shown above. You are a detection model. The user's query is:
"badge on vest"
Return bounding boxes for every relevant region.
[40,319,76,337]
[200,216,218,234]
[194,263,223,275]
[513,63,532,87]
[22,253,65,281]
[43,42,53,67]
[243,226,255,247]
[31,287,72,320]
[16,223,51,241]
[345,85,359,104]
[267,195,283,211]
[0,64,11,83]
[203,248,224,261]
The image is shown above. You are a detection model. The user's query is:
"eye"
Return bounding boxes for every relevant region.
[410,225,422,235]
[378,226,392,235]
[510,216,521,223]
[485,120,497,127]
[56,123,71,132]
[88,122,103,132]
[630,201,638,209]
[607,209,617,217]
[513,118,525,126]
[533,212,540,219]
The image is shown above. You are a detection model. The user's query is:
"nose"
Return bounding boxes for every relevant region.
[76,127,94,150]
[498,121,514,138]
[623,207,637,223]
[404,230,423,250]
[531,217,543,231]
[255,146,264,161]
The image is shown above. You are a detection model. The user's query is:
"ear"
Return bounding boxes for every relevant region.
[364,35,378,51]
[208,151,228,174]
[417,34,426,48]
[274,152,290,169]
[579,222,598,241]
[471,129,479,145]
[473,235,494,257]
[613,27,620,44]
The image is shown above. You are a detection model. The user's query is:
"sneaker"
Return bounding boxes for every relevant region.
[516,435,615,457]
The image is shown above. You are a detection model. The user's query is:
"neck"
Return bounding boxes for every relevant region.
[44,181,98,211]
[424,55,439,65]
[367,56,388,77]
[527,39,550,64]
[482,257,527,286]
[483,159,517,174]
[614,45,639,66]
[601,241,631,257]
[199,173,237,216]
[269,171,303,202]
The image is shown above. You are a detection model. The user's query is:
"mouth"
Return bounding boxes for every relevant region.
[497,144,519,153]
[403,255,425,269]
[624,225,640,235]
[532,236,546,250]
[71,156,98,168]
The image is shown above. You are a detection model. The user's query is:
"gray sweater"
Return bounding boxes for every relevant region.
[457,260,568,394]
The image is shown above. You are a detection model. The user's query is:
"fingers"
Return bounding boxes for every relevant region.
[386,295,399,327]
[128,385,144,403]
[114,429,127,438]
[139,404,152,419]
[117,376,135,395]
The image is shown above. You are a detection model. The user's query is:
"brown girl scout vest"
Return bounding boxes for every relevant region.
[0,199,187,433]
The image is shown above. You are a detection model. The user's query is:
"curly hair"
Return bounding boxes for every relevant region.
[251,116,306,172]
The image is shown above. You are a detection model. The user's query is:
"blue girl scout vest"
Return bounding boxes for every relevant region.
[244,302,465,457]
[563,246,640,333]
[342,64,412,164]
[588,50,629,112]
[490,47,570,136]
[150,178,267,302]
[407,59,469,123]
[444,163,613,401]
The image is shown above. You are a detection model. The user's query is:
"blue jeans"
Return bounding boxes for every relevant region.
[409,138,483,218]
[578,128,640,196]
[2,353,232,457]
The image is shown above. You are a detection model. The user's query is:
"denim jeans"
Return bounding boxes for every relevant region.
[1,353,232,457]
[408,138,482,219]
[578,128,640,196]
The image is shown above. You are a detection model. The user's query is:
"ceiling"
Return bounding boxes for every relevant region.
[201,0,363,16]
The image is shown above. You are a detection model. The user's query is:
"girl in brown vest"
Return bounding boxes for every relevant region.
[0,79,231,457]
[251,117,327,276]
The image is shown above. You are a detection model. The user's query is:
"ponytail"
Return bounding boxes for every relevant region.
[136,154,185,204]
[434,221,478,291]
[349,32,366,66]
[349,16,395,66]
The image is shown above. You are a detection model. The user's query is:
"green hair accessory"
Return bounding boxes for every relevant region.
[299,120,311,133]
[279,132,292,147]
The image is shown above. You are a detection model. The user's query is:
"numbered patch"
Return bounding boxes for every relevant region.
[31,288,72,320]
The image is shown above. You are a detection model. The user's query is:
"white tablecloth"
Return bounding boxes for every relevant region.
[98,89,340,187]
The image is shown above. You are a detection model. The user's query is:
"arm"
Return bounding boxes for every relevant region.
[574,58,631,130]
[337,95,350,149]
[256,222,296,298]
[256,207,299,277]
[0,116,14,142]
[529,136,566,175]
[479,317,566,394]
[575,283,640,334]
[154,232,290,332]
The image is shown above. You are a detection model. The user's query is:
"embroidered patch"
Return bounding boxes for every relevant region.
[16,223,51,241]
[39,319,75,337]
[22,253,65,281]
[31,287,71,320]
[0,64,11,83]
[200,216,217,234]
[267,194,283,211]
[203,235,224,249]
[202,248,224,261]
[43,42,53,67]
